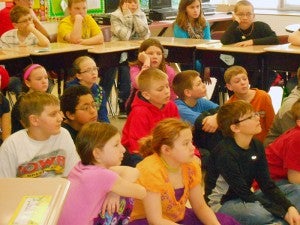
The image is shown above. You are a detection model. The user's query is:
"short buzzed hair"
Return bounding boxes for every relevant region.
[10,5,30,23]
[173,70,200,99]
[138,68,168,91]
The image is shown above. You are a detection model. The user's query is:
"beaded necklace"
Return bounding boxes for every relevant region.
[239,23,254,40]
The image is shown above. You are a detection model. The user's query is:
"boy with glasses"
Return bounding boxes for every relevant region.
[66,56,109,123]
[0,5,49,47]
[205,100,300,225]
[221,0,278,47]
[61,85,98,141]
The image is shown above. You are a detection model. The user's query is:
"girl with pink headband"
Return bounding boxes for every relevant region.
[11,63,50,134]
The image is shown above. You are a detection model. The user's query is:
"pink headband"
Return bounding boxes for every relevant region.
[23,64,41,80]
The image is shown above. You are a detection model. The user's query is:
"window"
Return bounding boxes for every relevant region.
[211,0,300,11]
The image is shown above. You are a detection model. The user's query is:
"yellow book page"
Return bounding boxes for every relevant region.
[9,195,52,225]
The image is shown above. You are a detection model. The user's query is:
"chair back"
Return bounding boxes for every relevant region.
[211,31,225,40]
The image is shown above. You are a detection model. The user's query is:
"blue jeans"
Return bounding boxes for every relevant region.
[275,179,300,211]
[218,198,288,225]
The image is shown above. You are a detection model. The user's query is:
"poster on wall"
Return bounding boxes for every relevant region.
[47,0,104,19]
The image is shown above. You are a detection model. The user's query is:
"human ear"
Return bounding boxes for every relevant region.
[28,114,39,127]
[226,83,233,91]
[141,90,151,100]
[92,147,102,162]
[184,89,192,98]
[230,123,240,133]
[66,111,75,121]
[161,144,171,155]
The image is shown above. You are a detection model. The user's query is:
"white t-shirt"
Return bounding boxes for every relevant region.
[0,128,80,177]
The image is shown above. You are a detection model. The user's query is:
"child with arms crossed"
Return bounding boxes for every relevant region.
[58,122,146,225]
[129,118,240,225]
[57,0,103,45]
[221,0,278,46]
[205,100,300,225]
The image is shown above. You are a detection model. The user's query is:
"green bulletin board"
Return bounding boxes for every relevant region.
[47,0,104,19]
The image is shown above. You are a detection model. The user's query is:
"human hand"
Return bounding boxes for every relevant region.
[74,14,84,22]
[234,39,254,47]
[202,114,218,133]
[121,2,130,13]
[285,206,300,225]
[232,13,241,24]
[101,192,120,216]
[138,51,150,64]
[27,23,36,33]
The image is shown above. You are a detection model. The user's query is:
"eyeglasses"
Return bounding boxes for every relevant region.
[236,13,253,18]
[79,67,99,74]
[234,112,261,124]
[75,102,99,112]
[17,17,33,24]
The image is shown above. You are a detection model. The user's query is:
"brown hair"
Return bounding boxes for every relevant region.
[297,67,300,87]
[75,122,119,165]
[224,65,248,84]
[10,5,30,23]
[130,38,167,73]
[139,118,191,158]
[119,0,138,9]
[175,0,206,30]
[138,68,168,91]
[217,100,254,137]
[234,0,254,13]
[291,99,300,121]
[68,0,86,8]
[19,91,59,128]
[173,70,200,99]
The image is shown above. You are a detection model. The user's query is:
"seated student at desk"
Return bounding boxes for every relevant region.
[1,6,50,48]
[0,0,50,40]
[221,0,278,89]
[57,0,103,45]
[288,30,300,46]
[173,0,211,79]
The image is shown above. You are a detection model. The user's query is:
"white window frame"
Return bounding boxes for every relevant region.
[211,0,300,11]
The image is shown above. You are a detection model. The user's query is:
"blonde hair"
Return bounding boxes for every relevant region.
[139,118,191,158]
[138,68,168,91]
[19,91,59,128]
[68,0,86,8]
[224,65,248,84]
[234,0,254,13]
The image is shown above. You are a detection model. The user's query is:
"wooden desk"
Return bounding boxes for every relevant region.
[0,178,70,225]
[0,48,31,78]
[264,43,300,74]
[153,37,219,65]
[88,41,140,68]
[196,43,267,89]
[29,43,90,95]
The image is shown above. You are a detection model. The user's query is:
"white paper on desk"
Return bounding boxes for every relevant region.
[205,77,217,100]
[220,54,234,66]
